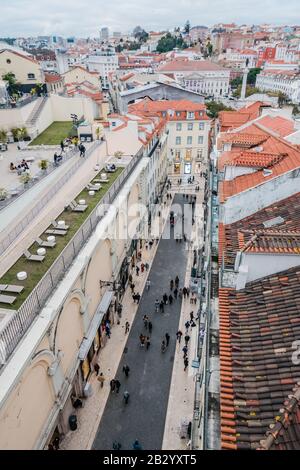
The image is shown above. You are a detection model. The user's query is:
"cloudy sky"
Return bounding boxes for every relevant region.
[1,0,299,37]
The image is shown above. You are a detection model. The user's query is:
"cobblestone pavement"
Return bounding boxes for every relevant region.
[60,180,204,451]
[92,193,193,450]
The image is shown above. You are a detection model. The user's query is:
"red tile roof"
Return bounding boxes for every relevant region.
[256,115,295,138]
[44,73,62,83]
[158,59,227,72]
[219,101,268,131]
[219,270,300,450]
[219,124,300,203]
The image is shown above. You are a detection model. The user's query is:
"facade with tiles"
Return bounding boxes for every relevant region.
[0,117,168,449]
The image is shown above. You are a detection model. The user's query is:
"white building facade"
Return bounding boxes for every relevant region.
[256,70,300,104]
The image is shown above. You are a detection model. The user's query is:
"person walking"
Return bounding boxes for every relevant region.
[184,357,189,371]
[136,293,141,304]
[179,288,183,299]
[115,379,121,393]
[163,293,168,304]
[173,288,178,299]
[141,263,145,273]
[136,265,140,276]
[110,379,116,392]
[146,280,151,291]
[123,364,130,377]
[161,340,166,353]
[190,311,194,322]
[113,441,122,450]
[185,320,190,331]
[125,321,130,334]
[184,334,191,346]
[123,390,130,404]
[130,282,135,293]
[186,287,190,297]
[94,363,100,376]
[169,294,173,305]
[175,275,179,288]
[170,279,174,291]
[60,140,65,153]
[155,299,160,313]
[165,332,170,347]
[97,372,105,388]
[132,439,142,450]
[128,273,133,284]
[143,315,149,329]
[146,336,151,350]
[182,287,187,299]
[176,330,183,343]
[148,321,153,334]
[105,325,111,338]
[182,345,188,358]
[139,334,145,348]
[159,300,164,313]
[145,262,149,271]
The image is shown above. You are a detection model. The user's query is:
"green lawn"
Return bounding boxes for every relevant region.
[0,167,124,310]
[29,121,75,145]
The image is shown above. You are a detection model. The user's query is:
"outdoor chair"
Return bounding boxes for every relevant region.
[0,294,16,305]
[0,284,24,294]
[23,249,45,262]
[52,220,70,230]
[45,229,67,236]
[69,200,88,212]
[36,237,56,248]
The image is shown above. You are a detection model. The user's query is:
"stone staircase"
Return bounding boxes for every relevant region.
[26,96,48,127]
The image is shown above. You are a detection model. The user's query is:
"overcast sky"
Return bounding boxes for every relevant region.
[1,0,300,37]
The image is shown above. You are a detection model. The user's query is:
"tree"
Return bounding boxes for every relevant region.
[247,68,261,85]
[2,72,19,95]
[184,20,190,34]
[207,42,213,56]
[205,101,234,119]
[156,32,188,53]
[230,76,243,88]
[232,85,260,98]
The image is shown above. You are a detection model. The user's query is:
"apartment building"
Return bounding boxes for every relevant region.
[256,69,300,103]
[87,47,119,89]
[128,99,211,176]
[0,49,45,93]
[0,110,168,449]
[158,60,230,98]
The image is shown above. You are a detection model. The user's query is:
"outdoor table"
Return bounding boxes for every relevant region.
[17,271,27,281]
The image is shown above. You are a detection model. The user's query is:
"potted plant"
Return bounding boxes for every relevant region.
[114,150,124,159]
[0,188,8,201]
[0,129,7,143]
[39,159,49,171]
[11,127,20,142]
[20,173,32,186]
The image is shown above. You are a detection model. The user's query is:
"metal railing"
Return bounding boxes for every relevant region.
[0,142,100,256]
[0,147,143,370]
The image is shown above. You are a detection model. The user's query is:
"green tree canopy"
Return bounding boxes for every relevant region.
[205,101,234,119]
[156,33,188,53]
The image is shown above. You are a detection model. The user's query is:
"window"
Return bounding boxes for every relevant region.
[176,111,181,117]
[176,136,181,145]
[175,150,181,160]
[176,123,182,131]
[112,121,116,127]
[199,122,204,130]
[187,112,194,119]
[185,149,192,160]
[27,73,35,79]
[198,136,203,145]
[6,59,11,64]
[187,136,192,145]
[196,149,203,160]
[187,123,193,131]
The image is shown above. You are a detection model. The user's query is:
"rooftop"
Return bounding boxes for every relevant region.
[158,59,227,73]
[219,267,300,450]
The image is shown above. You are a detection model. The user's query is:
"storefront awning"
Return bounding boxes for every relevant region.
[78,290,114,360]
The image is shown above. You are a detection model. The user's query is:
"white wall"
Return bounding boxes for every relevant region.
[220,168,300,224]
[0,99,38,130]
[237,252,300,288]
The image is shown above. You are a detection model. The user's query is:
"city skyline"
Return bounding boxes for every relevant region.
[1,0,300,37]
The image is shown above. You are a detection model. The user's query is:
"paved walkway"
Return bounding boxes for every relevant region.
[92,194,193,450]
